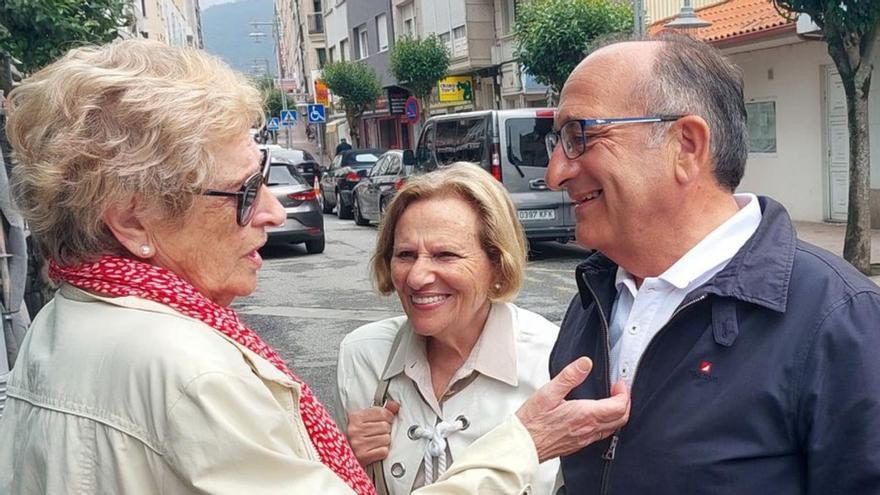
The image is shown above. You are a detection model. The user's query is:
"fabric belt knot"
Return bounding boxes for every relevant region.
[411,416,468,485]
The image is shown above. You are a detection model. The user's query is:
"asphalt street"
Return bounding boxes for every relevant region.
[234,214,591,422]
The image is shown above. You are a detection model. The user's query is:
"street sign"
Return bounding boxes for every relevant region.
[307,104,326,124]
[404,96,420,124]
[281,109,298,127]
[314,80,330,106]
[267,117,281,131]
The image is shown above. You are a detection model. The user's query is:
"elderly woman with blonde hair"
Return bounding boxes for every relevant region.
[337,163,566,494]
[0,40,630,495]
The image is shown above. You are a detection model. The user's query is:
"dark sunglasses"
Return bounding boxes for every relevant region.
[545,115,685,160]
[200,149,270,226]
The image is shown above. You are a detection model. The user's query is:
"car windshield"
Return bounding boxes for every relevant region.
[271,148,315,163]
[344,152,380,168]
[267,164,306,186]
[506,117,553,168]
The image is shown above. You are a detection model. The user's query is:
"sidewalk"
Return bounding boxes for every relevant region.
[274,121,332,167]
[794,221,880,285]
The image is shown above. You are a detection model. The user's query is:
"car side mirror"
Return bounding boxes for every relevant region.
[402,149,416,166]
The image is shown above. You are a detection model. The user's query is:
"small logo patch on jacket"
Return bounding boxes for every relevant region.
[689,359,719,382]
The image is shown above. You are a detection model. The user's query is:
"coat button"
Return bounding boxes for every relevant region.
[390,462,406,478]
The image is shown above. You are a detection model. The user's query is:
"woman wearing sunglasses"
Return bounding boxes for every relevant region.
[0,40,629,494]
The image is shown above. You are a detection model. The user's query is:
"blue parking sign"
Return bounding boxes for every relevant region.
[307,104,326,124]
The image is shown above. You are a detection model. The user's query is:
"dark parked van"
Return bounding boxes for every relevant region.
[409,109,575,243]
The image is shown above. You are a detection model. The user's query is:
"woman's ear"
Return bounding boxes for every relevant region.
[671,115,712,185]
[102,199,153,258]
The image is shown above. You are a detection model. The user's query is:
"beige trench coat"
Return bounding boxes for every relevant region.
[0,285,538,494]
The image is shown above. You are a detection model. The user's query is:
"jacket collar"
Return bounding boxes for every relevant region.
[576,196,796,315]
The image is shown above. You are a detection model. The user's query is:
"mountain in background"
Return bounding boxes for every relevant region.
[201,0,278,78]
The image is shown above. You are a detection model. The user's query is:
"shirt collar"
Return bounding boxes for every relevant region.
[615,193,762,291]
[381,302,518,387]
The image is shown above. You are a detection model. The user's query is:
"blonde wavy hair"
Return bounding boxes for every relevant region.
[6,39,263,265]
[372,162,527,302]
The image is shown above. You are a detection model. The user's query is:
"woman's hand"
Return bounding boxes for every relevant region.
[516,357,630,463]
[346,401,401,466]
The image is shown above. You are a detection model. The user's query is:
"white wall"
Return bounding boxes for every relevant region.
[730,40,830,222]
[421,0,466,37]
[730,39,880,222]
[324,0,349,60]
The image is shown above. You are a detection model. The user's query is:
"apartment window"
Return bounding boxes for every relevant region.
[317,48,327,68]
[329,46,336,63]
[340,38,349,61]
[376,13,389,51]
[439,31,451,53]
[398,1,415,37]
[453,25,465,40]
[356,25,369,59]
[313,0,322,13]
[501,0,517,34]
[746,100,777,153]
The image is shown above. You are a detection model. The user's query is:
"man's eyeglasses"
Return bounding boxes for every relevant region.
[545,115,685,160]
[201,149,270,226]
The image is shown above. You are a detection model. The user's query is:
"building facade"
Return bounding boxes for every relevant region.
[127,0,202,47]
[651,0,880,226]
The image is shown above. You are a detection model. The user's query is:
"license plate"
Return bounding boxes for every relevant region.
[517,209,556,221]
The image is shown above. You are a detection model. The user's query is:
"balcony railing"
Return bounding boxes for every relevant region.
[308,13,324,34]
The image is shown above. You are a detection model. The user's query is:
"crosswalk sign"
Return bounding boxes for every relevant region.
[307,104,326,124]
[281,109,297,127]
[267,117,281,131]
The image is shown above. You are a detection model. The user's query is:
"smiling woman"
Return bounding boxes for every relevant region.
[337,163,563,495]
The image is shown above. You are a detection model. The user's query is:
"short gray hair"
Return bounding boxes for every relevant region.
[638,34,749,191]
[6,39,263,265]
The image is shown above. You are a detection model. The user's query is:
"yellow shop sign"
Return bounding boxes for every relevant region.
[437,76,474,102]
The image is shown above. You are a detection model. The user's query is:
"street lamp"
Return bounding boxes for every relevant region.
[249,15,292,146]
[665,0,712,31]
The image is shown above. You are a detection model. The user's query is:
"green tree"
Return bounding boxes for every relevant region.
[320,60,381,146]
[772,1,879,274]
[0,0,128,86]
[514,0,633,98]
[389,35,449,124]
[255,75,284,118]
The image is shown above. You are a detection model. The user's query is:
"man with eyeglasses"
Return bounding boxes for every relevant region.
[544,34,880,495]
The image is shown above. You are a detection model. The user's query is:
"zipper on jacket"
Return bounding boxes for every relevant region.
[584,277,710,495]
[580,271,615,495]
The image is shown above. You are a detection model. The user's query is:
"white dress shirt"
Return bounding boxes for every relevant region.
[609,193,762,385]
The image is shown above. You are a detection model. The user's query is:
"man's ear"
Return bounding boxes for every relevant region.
[671,115,712,185]
[102,199,153,259]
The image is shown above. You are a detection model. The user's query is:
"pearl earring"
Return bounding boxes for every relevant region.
[139,244,153,257]
[493,282,502,291]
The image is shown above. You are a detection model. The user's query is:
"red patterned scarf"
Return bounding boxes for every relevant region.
[49,255,375,495]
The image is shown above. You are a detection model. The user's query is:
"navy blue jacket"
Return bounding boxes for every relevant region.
[551,197,880,495]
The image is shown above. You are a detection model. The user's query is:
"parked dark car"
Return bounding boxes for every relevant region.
[262,144,321,186]
[350,150,411,226]
[264,159,325,254]
[319,148,383,219]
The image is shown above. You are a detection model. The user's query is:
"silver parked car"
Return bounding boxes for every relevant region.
[409,109,575,243]
[264,158,325,254]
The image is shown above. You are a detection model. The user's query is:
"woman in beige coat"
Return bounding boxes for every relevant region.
[0,39,630,494]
